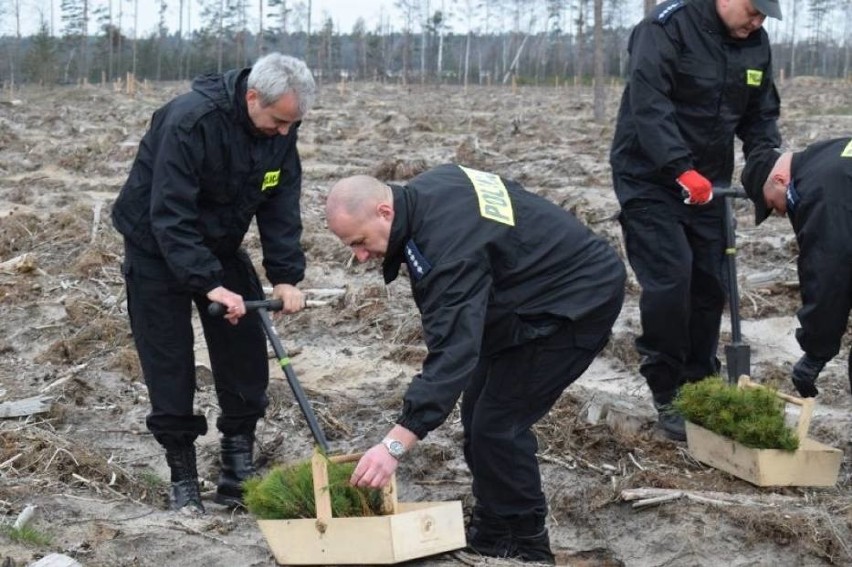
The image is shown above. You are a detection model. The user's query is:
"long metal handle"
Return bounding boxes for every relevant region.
[723,196,743,345]
[208,299,283,317]
[713,186,748,199]
[257,308,330,452]
[718,185,751,383]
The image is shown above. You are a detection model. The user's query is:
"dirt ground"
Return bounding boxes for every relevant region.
[0,77,850,567]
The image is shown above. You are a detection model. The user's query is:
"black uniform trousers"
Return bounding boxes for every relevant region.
[460,296,622,520]
[617,193,726,400]
[121,241,269,449]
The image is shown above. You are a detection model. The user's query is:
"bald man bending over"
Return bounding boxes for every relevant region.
[326,164,625,563]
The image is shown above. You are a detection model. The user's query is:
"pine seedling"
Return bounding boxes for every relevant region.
[244,457,385,520]
[674,377,799,451]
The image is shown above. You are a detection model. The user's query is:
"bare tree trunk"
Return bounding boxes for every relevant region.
[790,0,798,77]
[132,0,138,78]
[108,0,114,81]
[217,0,224,73]
[81,0,89,82]
[844,5,851,79]
[575,1,586,84]
[501,34,528,84]
[306,0,312,68]
[437,30,444,80]
[644,0,656,16]
[258,0,264,58]
[420,0,428,84]
[593,0,605,122]
[10,0,21,98]
[463,31,471,91]
[117,0,124,77]
[178,0,185,80]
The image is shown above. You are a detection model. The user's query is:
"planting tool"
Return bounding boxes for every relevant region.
[714,186,750,384]
[209,299,330,452]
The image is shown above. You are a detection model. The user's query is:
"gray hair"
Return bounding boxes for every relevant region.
[247,53,317,118]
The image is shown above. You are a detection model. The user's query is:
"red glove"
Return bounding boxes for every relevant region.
[677,169,713,205]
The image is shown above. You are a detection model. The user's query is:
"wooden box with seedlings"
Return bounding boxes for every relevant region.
[244,450,466,565]
[676,376,842,487]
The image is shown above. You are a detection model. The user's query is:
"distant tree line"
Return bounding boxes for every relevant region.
[0,0,849,88]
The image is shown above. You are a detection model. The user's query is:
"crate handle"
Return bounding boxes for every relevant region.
[311,449,334,523]
[737,375,815,441]
[311,448,399,527]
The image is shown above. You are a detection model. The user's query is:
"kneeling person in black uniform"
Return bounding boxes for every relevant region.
[325,165,626,563]
[741,137,852,398]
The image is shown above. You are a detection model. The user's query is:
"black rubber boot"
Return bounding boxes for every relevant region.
[653,390,686,442]
[215,434,256,507]
[165,446,205,514]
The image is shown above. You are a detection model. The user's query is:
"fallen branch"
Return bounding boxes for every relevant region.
[168,520,230,545]
[0,252,40,274]
[631,492,683,509]
[0,395,53,419]
[538,451,609,474]
[621,487,804,509]
[0,453,22,470]
[40,364,89,393]
[91,201,103,244]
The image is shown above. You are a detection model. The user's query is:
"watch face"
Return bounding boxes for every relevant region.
[386,439,405,457]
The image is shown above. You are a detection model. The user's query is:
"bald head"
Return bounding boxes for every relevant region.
[326,175,392,222]
[325,175,395,262]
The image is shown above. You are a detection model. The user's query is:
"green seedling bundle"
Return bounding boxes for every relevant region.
[674,377,799,451]
[244,457,385,520]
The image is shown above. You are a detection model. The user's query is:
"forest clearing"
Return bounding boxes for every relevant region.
[0,76,850,566]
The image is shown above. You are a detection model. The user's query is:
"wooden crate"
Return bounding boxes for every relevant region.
[686,377,842,487]
[257,450,467,565]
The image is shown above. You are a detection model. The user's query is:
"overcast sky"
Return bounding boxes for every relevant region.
[12,0,804,41]
[17,0,415,37]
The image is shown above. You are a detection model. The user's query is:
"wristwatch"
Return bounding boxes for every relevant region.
[382,438,406,459]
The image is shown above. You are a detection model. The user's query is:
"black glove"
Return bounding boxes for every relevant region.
[791,354,827,398]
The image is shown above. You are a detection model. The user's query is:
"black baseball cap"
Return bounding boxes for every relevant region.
[752,0,782,20]
[741,147,781,225]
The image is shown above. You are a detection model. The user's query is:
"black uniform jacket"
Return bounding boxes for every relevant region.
[610,0,781,204]
[112,68,305,294]
[382,164,626,438]
[789,137,852,358]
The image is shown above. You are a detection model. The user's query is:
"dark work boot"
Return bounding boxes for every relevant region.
[466,508,513,558]
[215,433,257,507]
[467,509,555,564]
[653,390,686,442]
[510,513,555,564]
[165,446,205,515]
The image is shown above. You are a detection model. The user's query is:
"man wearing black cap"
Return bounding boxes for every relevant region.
[609,0,783,441]
[741,138,852,398]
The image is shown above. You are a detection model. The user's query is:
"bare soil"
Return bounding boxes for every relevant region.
[0,78,849,567]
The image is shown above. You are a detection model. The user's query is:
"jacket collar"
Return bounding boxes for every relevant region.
[382,184,411,284]
[229,68,270,138]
